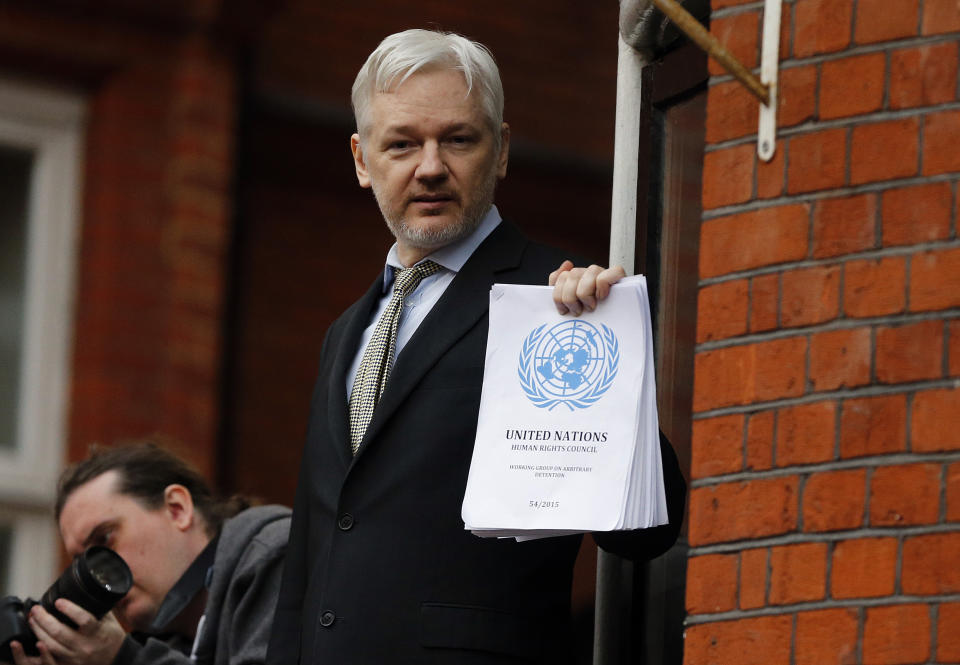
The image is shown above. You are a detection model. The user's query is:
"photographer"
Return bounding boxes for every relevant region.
[5,442,290,665]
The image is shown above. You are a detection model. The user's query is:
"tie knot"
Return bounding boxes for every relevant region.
[393,260,441,297]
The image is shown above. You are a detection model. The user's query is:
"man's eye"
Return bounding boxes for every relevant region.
[448,135,473,145]
[92,531,113,547]
[389,140,412,150]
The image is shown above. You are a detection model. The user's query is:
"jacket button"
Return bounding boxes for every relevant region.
[320,611,335,627]
[337,513,354,531]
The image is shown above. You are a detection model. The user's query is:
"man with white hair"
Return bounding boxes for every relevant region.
[268,29,685,664]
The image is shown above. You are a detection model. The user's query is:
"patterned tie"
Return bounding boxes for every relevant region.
[348,260,442,454]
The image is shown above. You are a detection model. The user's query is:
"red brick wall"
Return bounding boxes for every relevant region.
[686,0,960,662]
[67,35,236,478]
[0,4,241,477]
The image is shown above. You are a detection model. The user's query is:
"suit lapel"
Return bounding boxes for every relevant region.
[327,274,385,469]
[354,222,527,458]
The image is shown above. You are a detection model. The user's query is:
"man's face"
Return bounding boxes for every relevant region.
[58,472,200,632]
[351,68,510,265]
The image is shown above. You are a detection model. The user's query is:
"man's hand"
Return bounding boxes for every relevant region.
[25,601,125,665]
[549,260,626,316]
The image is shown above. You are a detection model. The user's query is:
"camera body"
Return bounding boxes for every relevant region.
[0,546,132,662]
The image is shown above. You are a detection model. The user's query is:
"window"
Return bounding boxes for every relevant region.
[0,79,84,596]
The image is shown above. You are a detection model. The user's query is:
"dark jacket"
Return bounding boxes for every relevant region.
[268,221,685,664]
[114,505,291,665]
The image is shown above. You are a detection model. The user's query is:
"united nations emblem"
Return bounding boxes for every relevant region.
[518,320,620,411]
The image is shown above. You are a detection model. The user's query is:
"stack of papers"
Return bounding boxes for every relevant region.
[461,275,668,540]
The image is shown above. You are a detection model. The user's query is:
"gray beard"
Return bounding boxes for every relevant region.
[374,172,497,253]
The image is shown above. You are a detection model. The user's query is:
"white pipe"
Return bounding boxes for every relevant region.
[594,30,650,665]
[607,33,648,276]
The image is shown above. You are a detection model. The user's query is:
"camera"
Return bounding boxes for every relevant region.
[0,546,132,662]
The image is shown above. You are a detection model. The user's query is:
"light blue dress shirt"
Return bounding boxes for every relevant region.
[345,205,503,397]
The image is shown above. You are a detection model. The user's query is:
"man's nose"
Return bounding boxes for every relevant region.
[415,142,448,180]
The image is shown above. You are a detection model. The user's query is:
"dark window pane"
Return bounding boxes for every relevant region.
[0,145,32,451]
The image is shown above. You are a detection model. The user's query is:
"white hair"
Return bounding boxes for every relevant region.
[351,29,505,140]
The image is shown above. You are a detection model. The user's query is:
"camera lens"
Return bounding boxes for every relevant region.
[39,546,132,627]
[80,547,132,598]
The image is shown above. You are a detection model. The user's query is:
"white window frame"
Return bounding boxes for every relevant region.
[0,78,84,595]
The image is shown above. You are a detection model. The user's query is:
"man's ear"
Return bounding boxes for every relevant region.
[163,484,196,532]
[351,134,372,189]
[496,122,510,179]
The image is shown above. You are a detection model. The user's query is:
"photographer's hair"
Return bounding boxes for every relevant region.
[351,29,504,143]
[55,440,248,537]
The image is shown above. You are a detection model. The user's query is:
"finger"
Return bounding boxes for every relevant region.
[547,259,574,286]
[9,640,40,665]
[34,643,57,665]
[574,265,603,312]
[552,270,571,314]
[560,268,587,316]
[28,611,72,655]
[53,599,95,634]
[595,265,627,302]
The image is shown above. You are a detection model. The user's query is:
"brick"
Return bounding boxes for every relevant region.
[890,43,959,110]
[912,248,960,311]
[778,65,818,129]
[780,266,840,328]
[851,119,920,185]
[881,182,952,246]
[922,110,960,175]
[686,554,738,614]
[769,542,827,604]
[809,327,871,391]
[902,532,960,594]
[746,410,775,470]
[952,320,960,376]
[757,139,786,199]
[832,538,897,598]
[912,389,960,452]
[691,414,744,479]
[787,128,848,194]
[949,462,960,522]
[855,0,919,43]
[685,616,792,665]
[940,603,960,661]
[795,0,853,56]
[820,53,886,119]
[688,477,799,546]
[803,468,867,532]
[875,320,944,383]
[776,401,837,466]
[863,604,930,664]
[843,257,906,318]
[702,144,755,210]
[700,205,809,278]
[706,80,757,144]
[840,395,908,458]
[693,337,807,412]
[739,548,767,609]
[922,0,960,34]
[870,463,941,526]
[749,274,779,333]
[795,608,860,665]
[697,279,749,343]
[708,10,760,77]
[813,194,877,258]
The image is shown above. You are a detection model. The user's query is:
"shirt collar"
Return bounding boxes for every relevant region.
[381,205,502,292]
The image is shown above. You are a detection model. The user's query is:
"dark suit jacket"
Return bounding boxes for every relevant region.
[267,220,686,664]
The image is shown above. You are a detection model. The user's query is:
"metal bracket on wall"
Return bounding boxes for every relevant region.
[650,0,782,161]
